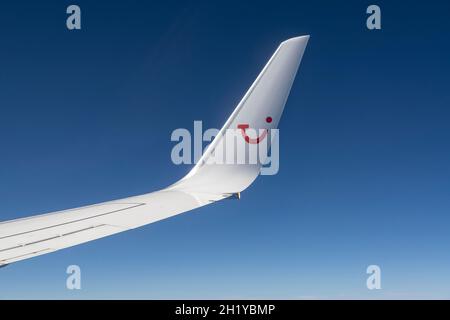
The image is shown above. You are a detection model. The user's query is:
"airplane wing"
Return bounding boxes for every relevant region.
[0,35,309,266]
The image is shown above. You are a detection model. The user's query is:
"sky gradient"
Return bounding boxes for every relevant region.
[0,0,450,299]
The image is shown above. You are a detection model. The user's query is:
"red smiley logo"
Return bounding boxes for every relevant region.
[237,116,272,144]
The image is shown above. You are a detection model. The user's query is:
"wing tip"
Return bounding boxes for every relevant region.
[280,35,310,46]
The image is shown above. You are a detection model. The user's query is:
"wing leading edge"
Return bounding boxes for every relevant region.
[0,35,309,266]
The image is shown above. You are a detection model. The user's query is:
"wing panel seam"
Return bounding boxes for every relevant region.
[0,203,145,240]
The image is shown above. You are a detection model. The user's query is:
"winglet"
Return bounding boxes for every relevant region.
[171,35,309,194]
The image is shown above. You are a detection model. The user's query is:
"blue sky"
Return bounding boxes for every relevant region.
[1,0,450,299]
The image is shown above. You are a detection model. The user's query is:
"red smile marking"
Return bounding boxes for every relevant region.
[237,124,268,144]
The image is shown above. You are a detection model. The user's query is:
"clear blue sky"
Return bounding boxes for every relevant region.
[1,0,450,299]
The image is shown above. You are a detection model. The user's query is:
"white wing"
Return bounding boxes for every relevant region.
[0,36,309,266]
